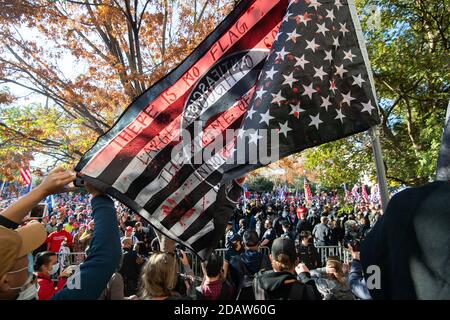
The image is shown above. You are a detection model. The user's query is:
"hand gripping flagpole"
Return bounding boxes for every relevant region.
[369,126,390,211]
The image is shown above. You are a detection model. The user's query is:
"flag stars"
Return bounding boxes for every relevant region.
[330,79,338,93]
[313,66,327,80]
[276,47,289,61]
[305,38,320,52]
[335,108,346,123]
[341,91,355,106]
[326,9,335,21]
[259,109,274,125]
[308,0,321,10]
[283,72,297,88]
[246,107,257,120]
[335,0,343,9]
[266,66,278,80]
[324,50,333,62]
[361,100,376,114]
[290,103,305,118]
[352,74,366,87]
[271,90,286,104]
[296,13,311,26]
[287,29,300,43]
[278,121,292,138]
[343,49,357,62]
[339,23,349,37]
[254,87,266,100]
[335,64,347,78]
[332,36,340,49]
[309,113,323,129]
[316,22,329,36]
[295,54,309,69]
[302,83,317,99]
[248,131,262,145]
[321,96,332,111]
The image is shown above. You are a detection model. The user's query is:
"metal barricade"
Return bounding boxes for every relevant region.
[316,246,352,264]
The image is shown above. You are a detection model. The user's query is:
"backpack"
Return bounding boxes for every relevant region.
[235,254,269,300]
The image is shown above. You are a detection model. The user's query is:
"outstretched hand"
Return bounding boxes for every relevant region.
[36,167,76,197]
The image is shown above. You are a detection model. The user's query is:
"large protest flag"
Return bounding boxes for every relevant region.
[76,0,289,260]
[76,0,381,260]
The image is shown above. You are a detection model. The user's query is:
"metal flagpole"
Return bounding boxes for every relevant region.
[369,126,390,211]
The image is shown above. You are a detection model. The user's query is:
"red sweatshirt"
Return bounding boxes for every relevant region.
[46,230,73,252]
[36,273,67,300]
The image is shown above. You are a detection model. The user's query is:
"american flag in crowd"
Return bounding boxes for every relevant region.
[351,183,360,200]
[20,162,32,187]
[75,0,380,260]
[361,183,369,202]
[304,178,313,204]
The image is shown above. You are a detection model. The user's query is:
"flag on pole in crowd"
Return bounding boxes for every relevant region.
[370,183,380,204]
[46,195,56,214]
[304,178,313,205]
[75,0,380,260]
[19,162,32,194]
[351,184,360,201]
[361,184,369,202]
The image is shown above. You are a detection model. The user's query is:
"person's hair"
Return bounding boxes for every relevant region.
[271,253,296,272]
[139,253,178,298]
[204,253,223,278]
[121,237,132,247]
[243,230,259,248]
[34,251,56,272]
[325,257,346,285]
[265,219,273,227]
[239,218,247,228]
[281,221,290,228]
[134,241,146,255]
[320,216,328,224]
[299,231,311,241]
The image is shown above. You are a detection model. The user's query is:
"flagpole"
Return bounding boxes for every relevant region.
[369,126,390,211]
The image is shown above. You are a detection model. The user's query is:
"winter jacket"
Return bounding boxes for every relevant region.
[348,259,372,300]
[36,273,66,300]
[310,267,354,300]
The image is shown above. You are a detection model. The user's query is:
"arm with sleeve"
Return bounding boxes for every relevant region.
[348,259,372,300]
[52,195,121,300]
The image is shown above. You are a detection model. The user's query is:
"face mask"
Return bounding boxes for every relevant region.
[49,263,59,275]
[17,282,39,300]
[8,272,38,300]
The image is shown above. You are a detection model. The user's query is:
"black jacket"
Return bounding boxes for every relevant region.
[296,244,321,269]
[361,181,450,299]
[253,271,321,300]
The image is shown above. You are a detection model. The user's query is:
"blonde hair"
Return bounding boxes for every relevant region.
[139,253,178,299]
[325,258,346,285]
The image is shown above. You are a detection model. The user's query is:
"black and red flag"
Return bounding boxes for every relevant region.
[76,0,380,260]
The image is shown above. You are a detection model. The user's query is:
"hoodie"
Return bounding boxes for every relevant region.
[229,250,271,289]
[254,270,321,300]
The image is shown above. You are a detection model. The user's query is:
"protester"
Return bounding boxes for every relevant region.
[196,253,234,300]
[46,223,73,253]
[308,257,355,300]
[119,237,142,296]
[228,231,272,300]
[312,216,331,246]
[295,231,321,270]
[139,253,186,300]
[260,219,277,249]
[34,251,71,300]
[253,238,321,300]
[223,233,243,278]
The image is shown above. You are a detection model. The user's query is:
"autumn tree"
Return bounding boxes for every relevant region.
[0,0,236,177]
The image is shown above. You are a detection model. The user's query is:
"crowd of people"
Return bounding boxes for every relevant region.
[0,167,448,300]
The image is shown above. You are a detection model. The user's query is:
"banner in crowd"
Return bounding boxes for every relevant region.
[76,0,380,260]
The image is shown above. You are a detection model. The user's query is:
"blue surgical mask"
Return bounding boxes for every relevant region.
[49,263,59,275]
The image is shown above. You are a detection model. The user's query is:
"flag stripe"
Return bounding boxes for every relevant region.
[87,11,282,186]
[79,0,283,177]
